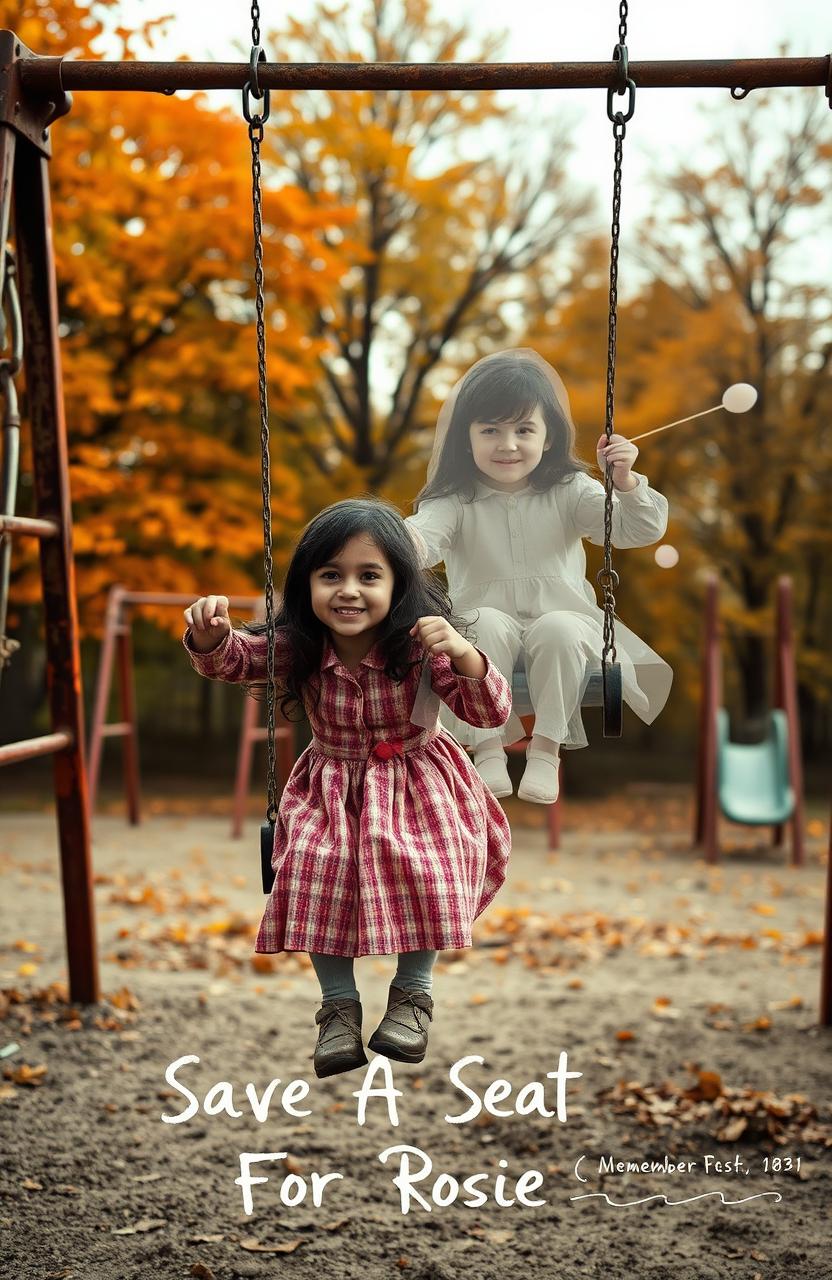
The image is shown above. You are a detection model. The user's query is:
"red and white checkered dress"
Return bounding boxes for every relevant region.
[184,627,513,956]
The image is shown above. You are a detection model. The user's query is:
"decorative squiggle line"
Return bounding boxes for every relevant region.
[570,1190,783,1208]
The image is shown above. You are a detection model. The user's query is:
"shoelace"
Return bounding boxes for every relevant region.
[318,1004,360,1039]
[384,991,431,1033]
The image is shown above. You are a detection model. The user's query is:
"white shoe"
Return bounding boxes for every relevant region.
[517,747,560,804]
[473,749,513,798]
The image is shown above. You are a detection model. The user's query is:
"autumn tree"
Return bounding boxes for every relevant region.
[5,0,351,643]
[260,0,594,500]
[523,86,832,743]
[630,87,832,732]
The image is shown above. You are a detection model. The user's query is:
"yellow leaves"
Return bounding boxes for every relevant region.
[600,1068,829,1146]
[651,996,680,1020]
[688,1070,723,1102]
[742,1014,772,1032]
[3,5,359,638]
[202,914,251,937]
[4,1062,48,1086]
[109,987,141,1012]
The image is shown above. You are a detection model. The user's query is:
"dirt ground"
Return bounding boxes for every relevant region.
[1,786,831,1280]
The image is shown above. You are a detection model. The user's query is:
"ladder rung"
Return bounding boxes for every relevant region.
[0,514,60,539]
[101,722,131,737]
[0,730,74,765]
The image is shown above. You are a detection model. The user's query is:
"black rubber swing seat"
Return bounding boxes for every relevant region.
[511,658,622,735]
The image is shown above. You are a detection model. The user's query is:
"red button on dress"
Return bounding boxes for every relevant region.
[372,738,403,761]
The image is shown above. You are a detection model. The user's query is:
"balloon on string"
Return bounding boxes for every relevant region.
[629,383,758,444]
[721,383,757,413]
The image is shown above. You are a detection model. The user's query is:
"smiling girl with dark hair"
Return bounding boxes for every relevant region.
[183,496,512,1079]
[407,349,673,805]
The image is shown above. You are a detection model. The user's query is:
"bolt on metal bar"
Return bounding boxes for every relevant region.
[18,54,831,95]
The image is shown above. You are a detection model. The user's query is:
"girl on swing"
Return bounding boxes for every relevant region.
[183,499,512,1079]
[405,349,673,803]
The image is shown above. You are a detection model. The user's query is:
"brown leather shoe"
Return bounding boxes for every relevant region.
[313,998,368,1079]
[367,985,434,1064]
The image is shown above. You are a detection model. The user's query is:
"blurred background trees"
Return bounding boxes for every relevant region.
[2,0,831,779]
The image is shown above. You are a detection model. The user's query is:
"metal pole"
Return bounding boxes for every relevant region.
[775,577,805,868]
[18,52,832,95]
[821,815,832,1026]
[13,132,99,1004]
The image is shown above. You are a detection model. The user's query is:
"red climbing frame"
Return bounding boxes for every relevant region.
[87,584,296,835]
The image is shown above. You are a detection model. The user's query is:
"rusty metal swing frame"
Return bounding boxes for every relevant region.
[0,29,829,1007]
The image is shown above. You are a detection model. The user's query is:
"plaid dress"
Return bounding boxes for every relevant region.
[184,627,513,956]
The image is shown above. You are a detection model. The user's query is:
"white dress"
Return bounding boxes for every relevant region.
[405,470,673,750]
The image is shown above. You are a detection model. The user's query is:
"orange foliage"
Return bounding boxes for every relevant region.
[6,1,354,637]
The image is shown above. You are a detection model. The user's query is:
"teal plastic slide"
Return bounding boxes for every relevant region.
[716,708,795,826]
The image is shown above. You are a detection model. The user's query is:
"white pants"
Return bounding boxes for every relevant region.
[441,607,605,751]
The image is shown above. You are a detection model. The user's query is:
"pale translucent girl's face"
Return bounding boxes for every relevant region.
[468,404,550,491]
[310,533,394,642]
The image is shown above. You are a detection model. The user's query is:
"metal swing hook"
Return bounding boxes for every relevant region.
[242,46,271,125]
[606,44,636,126]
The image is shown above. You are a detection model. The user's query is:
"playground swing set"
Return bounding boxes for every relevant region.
[0,6,829,1018]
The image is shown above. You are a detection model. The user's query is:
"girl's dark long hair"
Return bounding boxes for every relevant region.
[242,497,473,721]
[414,352,589,510]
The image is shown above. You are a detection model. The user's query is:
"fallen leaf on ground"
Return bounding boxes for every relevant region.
[111,1218,167,1235]
[4,1063,47,1086]
[239,1237,303,1253]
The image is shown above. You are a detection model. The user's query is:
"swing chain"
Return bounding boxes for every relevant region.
[597,2,635,668]
[245,9,278,825]
[616,0,629,47]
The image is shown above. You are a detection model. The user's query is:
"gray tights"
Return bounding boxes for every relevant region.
[309,950,437,1003]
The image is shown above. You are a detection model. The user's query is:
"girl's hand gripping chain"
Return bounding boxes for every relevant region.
[409,616,486,678]
[184,595,232,654]
[596,432,639,491]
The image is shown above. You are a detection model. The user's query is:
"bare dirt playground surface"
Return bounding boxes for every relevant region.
[1,787,831,1280]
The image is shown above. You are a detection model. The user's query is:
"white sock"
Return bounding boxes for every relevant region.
[529,733,560,760]
[474,736,505,763]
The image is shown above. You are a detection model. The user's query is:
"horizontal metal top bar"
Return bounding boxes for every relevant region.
[20,54,831,95]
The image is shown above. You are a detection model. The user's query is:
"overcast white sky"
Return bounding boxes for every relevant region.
[105,0,829,222]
